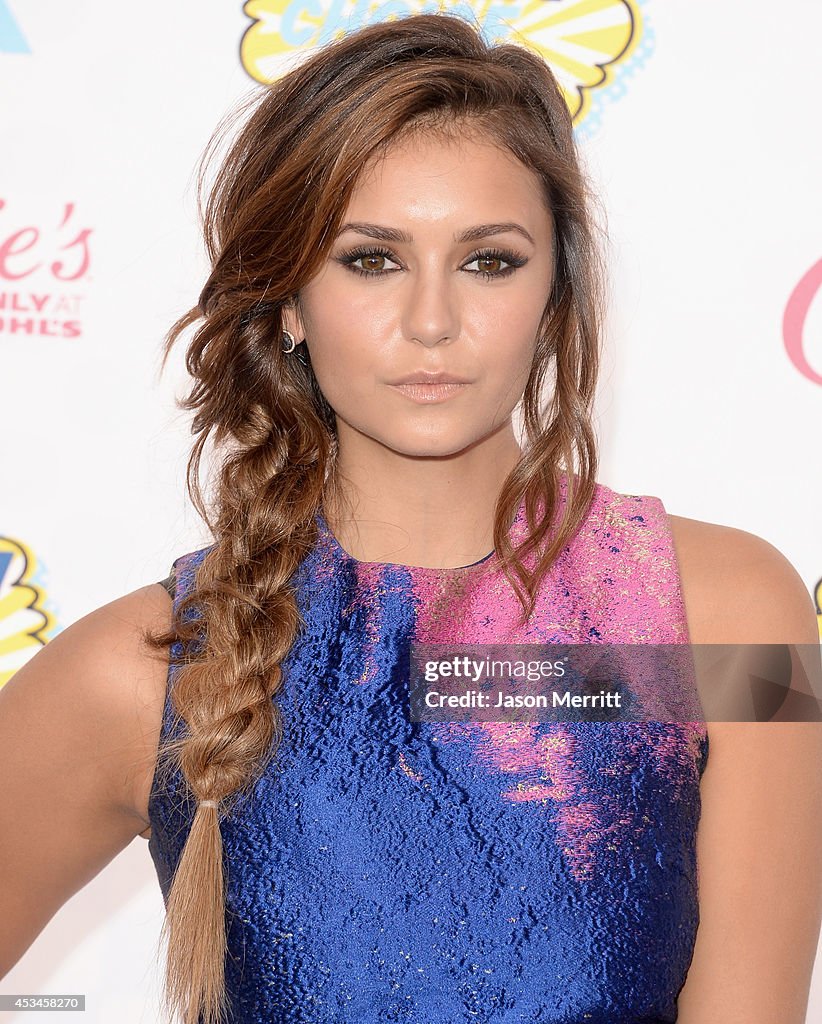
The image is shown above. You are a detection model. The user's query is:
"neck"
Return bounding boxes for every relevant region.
[322,420,524,570]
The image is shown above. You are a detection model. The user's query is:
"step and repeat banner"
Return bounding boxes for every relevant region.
[2,1,820,1021]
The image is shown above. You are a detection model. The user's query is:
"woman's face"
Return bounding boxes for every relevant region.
[284,129,555,459]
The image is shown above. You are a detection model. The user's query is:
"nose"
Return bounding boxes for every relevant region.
[401,266,460,347]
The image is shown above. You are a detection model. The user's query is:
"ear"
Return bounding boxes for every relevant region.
[281,297,305,342]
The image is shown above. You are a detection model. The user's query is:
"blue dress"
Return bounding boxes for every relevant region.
[148,480,709,1023]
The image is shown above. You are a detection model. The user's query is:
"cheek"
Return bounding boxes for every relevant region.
[302,281,389,360]
[306,310,396,391]
[303,272,384,330]
[306,328,380,409]
[487,353,535,408]
[470,309,539,381]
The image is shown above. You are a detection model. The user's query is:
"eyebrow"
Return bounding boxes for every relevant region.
[335,220,536,246]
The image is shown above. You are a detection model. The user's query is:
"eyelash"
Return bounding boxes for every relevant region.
[335,245,528,280]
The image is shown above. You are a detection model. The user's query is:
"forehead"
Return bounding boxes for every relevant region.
[346,129,548,225]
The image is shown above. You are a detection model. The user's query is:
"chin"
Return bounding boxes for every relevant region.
[382,432,477,459]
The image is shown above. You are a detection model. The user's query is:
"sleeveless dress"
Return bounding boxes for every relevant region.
[147,479,709,1024]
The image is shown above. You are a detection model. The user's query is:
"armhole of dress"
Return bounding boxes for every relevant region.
[640,493,692,646]
[156,570,176,602]
[146,561,182,847]
[641,493,710,780]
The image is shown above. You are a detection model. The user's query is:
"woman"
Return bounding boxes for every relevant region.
[1,12,820,1024]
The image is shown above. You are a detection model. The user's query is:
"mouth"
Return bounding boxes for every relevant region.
[389,381,469,403]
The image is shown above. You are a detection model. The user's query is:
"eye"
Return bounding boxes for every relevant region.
[464,248,528,280]
[333,244,528,280]
[335,245,400,278]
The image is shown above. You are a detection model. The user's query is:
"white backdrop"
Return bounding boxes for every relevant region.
[2,1,820,1020]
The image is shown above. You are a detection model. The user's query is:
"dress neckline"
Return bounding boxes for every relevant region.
[314,509,499,574]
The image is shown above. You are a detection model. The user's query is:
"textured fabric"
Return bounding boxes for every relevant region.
[148,477,709,1023]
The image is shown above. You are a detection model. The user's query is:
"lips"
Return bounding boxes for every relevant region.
[389,380,468,403]
[389,371,471,385]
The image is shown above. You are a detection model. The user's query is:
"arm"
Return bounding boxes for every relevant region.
[0,583,172,977]
[671,519,822,1023]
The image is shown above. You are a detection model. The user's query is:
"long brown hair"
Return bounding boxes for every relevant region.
[143,11,607,1023]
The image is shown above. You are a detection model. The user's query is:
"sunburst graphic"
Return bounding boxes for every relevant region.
[240,0,650,134]
[0,538,57,689]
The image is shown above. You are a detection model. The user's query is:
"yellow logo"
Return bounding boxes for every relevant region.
[240,0,647,129]
[0,537,57,689]
[815,578,822,641]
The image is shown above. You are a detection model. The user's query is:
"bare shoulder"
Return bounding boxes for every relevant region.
[666,513,818,645]
[74,580,174,837]
[2,581,173,835]
[93,581,175,837]
[666,515,822,1021]
[0,581,173,976]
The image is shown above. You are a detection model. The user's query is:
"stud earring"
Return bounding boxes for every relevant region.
[282,329,310,367]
